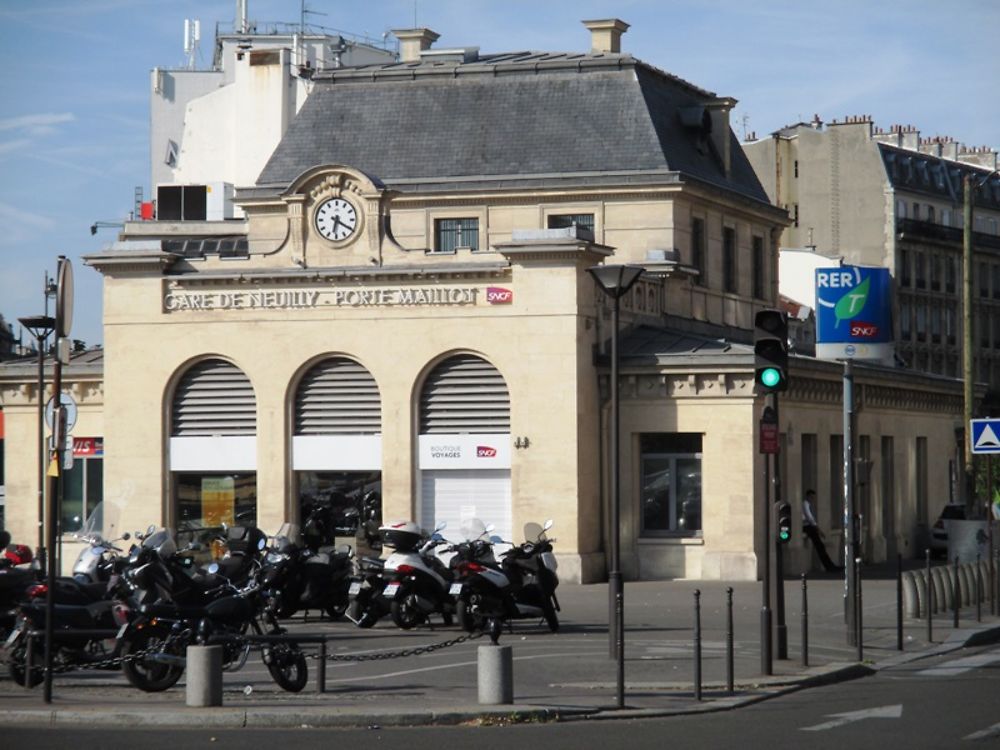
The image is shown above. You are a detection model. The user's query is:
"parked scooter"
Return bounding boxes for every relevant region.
[451,520,560,640]
[380,521,455,629]
[70,502,131,584]
[1,534,37,641]
[260,522,353,620]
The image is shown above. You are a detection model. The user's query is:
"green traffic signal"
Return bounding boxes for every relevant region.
[779,529,790,541]
[759,367,782,388]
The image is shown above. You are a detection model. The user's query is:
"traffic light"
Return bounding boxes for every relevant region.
[775,501,792,544]
[754,309,789,393]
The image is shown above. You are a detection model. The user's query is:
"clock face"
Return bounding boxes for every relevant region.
[315,198,359,242]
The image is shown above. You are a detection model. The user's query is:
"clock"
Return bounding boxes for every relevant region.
[314,197,359,242]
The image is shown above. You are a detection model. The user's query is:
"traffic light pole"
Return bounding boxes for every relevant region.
[761,446,772,676]
[770,393,788,660]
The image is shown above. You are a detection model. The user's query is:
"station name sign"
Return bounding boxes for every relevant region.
[163,285,514,312]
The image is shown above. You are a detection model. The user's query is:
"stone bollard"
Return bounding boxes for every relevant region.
[902,571,919,618]
[478,644,513,705]
[186,645,223,707]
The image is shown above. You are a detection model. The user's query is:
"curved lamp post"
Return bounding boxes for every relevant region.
[17,309,55,565]
[587,263,644,709]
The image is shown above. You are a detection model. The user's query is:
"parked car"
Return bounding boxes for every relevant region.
[931,503,966,556]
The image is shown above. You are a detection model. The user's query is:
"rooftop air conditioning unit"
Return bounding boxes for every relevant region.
[156,182,234,221]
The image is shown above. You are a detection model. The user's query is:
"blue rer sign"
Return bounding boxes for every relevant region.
[970,419,1000,455]
[815,265,894,361]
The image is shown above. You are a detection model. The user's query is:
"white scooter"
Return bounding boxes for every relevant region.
[379,520,455,629]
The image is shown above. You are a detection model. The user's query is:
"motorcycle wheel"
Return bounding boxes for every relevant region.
[121,629,184,692]
[542,597,560,633]
[8,638,44,688]
[264,644,308,693]
[325,599,349,621]
[390,594,423,630]
[456,600,477,633]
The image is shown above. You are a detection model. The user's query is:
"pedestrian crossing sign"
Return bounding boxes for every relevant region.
[971,418,1000,454]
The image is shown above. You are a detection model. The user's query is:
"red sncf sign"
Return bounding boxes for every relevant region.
[850,321,879,338]
[476,446,497,458]
[486,287,513,304]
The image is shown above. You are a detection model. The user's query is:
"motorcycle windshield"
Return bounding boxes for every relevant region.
[78,502,104,541]
[459,518,487,541]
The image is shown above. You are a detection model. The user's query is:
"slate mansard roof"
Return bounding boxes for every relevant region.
[253,51,769,203]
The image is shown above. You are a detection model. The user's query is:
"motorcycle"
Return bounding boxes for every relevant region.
[70,501,131,584]
[1,536,38,641]
[451,520,560,640]
[260,522,354,620]
[379,520,456,629]
[118,554,307,693]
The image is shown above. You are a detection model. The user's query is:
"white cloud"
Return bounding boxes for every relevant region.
[0,113,75,133]
[0,201,55,232]
[0,138,31,155]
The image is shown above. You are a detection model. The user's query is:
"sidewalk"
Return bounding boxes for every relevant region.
[3,568,999,728]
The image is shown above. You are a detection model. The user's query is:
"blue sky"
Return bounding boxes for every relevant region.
[1,0,998,348]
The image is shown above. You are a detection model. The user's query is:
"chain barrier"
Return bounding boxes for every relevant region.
[310,629,486,662]
[1,630,183,675]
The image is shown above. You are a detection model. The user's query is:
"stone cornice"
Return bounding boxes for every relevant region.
[165,262,511,287]
[83,249,180,276]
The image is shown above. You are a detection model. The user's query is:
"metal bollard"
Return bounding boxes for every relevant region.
[976,554,982,623]
[477,644,513,705]
[186,645,223,707]
[693,589,702,701]
[855,558,863,662]
[725,587,734,695]
[926,549,933,643]
[317,640,326,693]
[896,554,903,651]
[801,574,809,668]
[953,556,960,628]
[24,631,35,692]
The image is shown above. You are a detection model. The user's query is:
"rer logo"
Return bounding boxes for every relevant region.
[476,446,497,458]
[815,265,893,361]
[486,287,513,305]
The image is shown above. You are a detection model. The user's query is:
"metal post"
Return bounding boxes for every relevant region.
[976,553,982,623]
[775,520,787,660]
[609,293,625,709]
[801,574,809,668]
[693,589,702,702]
[855,557,863,662]
[926,548,933,643]
[953,556,960,628]
[844,360,857,646]
[761,438,773,676]
[726,587,734,695]
[317,640,327,693]
[896,553,904,651]
[42,347,63,704]
[962,174,975,513]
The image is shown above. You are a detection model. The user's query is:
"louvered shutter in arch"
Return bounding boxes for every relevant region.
[420,355,510,434]
[295,357,381,435]
[171,359,256,436]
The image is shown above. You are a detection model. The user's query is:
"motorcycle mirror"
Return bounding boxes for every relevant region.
[146,524,156,536]
[484,523,495,533]
[434,521,447,532]
[207,562,220,575]
[489,535,505,544]
[258,537,266,551]
[121,532,131,541]
[542,519,554,532]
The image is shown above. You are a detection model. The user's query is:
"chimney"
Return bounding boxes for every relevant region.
[901,125,920,152]
[392,27,440,63]
[582,18,629,54]
[706,96,737,178]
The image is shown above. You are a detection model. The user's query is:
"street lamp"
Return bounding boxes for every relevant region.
[588,263,644,710]
[18,300,56,569]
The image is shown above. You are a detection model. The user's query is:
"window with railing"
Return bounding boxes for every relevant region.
[930,255,940,291]
[434,218,479,253]
[900,249,911,286]
[915,304,926,341]
[946,304,956,345]
[931,304,941,343]
[691,217,707,286]
[900,301,912,339]
[915,252,926,289]
[946,256,956,293]
[723,226,737,293]
[752,235,765,299]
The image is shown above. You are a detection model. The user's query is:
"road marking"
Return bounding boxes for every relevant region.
[916,649,1000,677]
[964,721,1000,741]
[801,704,902,732]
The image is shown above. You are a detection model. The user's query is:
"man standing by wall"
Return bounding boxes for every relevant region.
[803,489,842,572]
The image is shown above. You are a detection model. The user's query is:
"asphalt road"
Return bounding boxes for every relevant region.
[6,643,999,749]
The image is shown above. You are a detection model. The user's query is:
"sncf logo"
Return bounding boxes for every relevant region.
[486,287,513,304]
[850,322,879,338]
[477,446,497,458]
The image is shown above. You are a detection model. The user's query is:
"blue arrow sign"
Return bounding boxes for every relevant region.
[971,419,1000,454]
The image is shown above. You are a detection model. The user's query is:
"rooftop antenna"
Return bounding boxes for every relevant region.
[740,113,750,141]
[183,19,201,70]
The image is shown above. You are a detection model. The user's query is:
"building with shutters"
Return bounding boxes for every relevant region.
[0,20,969,579]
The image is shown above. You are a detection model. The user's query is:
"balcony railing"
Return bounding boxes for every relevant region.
[897,219,1000,250]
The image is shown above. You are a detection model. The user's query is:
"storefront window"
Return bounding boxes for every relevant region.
[175,473,256,547]
[297,470,381,542]
[60,454,103,534]
[639,433,702,536]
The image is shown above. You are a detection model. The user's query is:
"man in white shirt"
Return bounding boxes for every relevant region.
[802,490,842,572]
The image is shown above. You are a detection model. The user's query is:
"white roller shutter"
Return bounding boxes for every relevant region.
[420,469,511,544]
